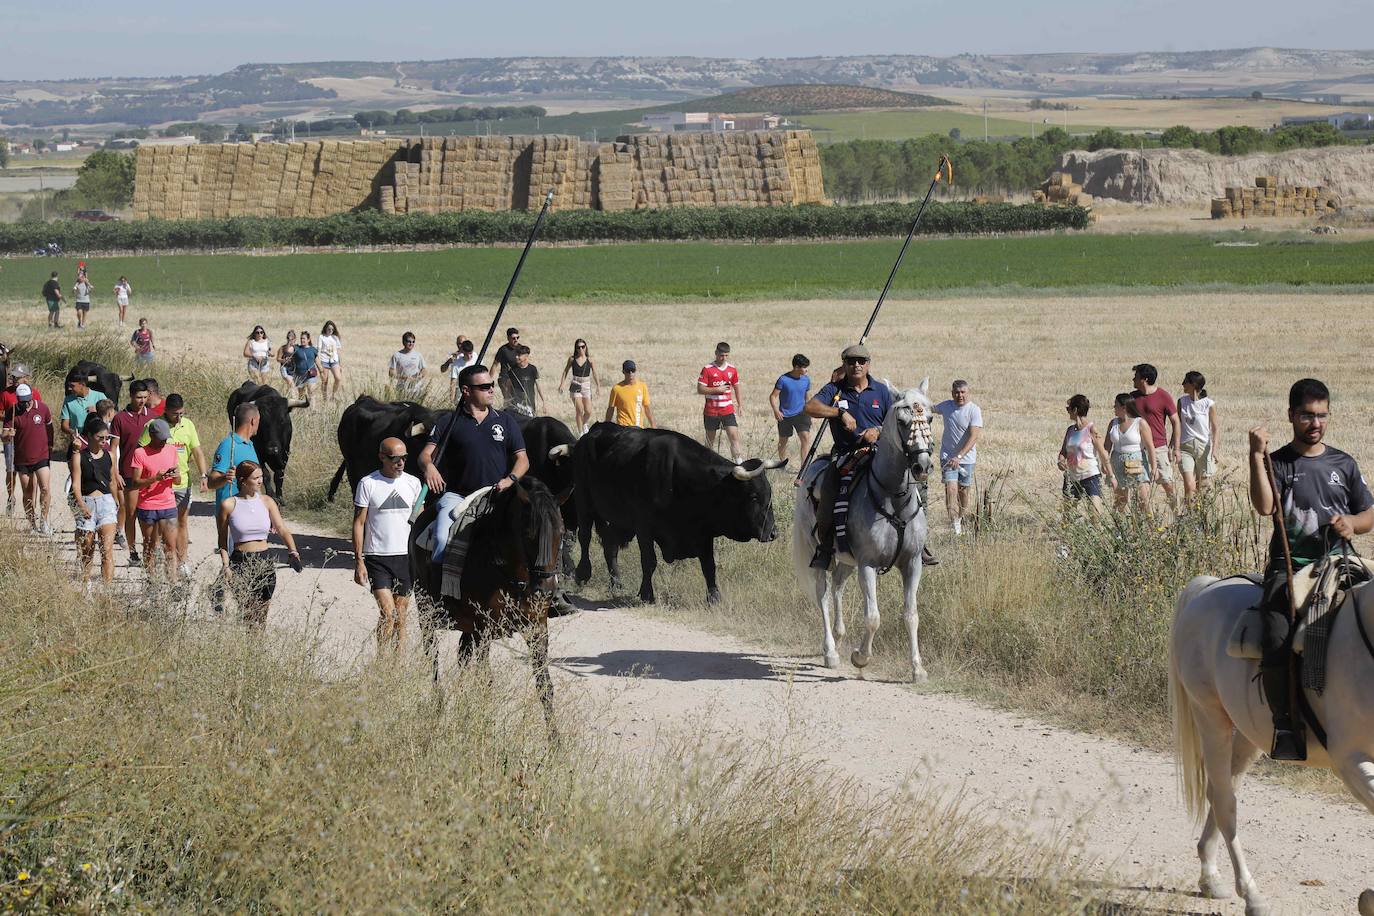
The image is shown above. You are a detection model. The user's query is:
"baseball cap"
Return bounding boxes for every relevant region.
[841,343,871,361]
[147,418,172,441]
[15,383,32,401]
[9,363,31,379]
[622,359,637,372]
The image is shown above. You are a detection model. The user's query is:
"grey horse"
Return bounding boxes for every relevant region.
[792,381,935,681]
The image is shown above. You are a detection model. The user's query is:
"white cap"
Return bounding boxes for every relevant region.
[15,383,33,401]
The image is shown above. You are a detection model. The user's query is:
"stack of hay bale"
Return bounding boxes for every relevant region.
[595,142,637,211]
[1032,171,1093,207]
[1210,176,1342,219]
[621,130,826,209]
[524,136,596,210]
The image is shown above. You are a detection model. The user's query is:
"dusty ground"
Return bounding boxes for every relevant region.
[17,459,1373,915]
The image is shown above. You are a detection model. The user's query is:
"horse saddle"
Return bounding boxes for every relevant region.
[1226,556,1374,666]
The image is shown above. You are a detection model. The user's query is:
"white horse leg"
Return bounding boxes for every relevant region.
[1194,700,1267,914]
[900,558,926,683]
[1199,734,1262,900]
[850,566,880,669]
[809,570,840,669]
[832,564,854,642]
[1336,752,1374,814]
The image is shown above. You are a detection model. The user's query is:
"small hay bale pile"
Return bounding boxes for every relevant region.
[1032,171,1093,208]
[1211,176,1343,219]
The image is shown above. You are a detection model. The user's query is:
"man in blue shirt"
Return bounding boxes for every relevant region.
[207,403,260,506]
[770,353,813,464]
[803,344,893,570]
[418,364,529,563]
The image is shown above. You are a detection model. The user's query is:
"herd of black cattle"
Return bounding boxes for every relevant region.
[68,361,784,604]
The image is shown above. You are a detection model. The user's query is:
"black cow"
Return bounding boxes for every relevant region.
[518,415,578,574]
[70,360,130,404]
[573,422,784,604]
[327,396,440,502]
[225,382,308,501]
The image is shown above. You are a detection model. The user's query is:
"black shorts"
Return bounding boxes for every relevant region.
[16,459,49,475]
[703,413,738,432]
[229,550,278,606]
[1063,474,1103,500]
[75,302,91,312]
[364,553,413,597]
[777,413,812,438]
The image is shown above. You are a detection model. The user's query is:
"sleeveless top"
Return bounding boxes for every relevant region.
[1108,417,1145,452]
[319,334,341,362]
[248,338,271,365]
[79,449,113,496]
[228,493,271,545]
[1063,422,1100,481]
[571,357,591,378]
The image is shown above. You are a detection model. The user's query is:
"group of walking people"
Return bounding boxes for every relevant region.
[245,321,344,401]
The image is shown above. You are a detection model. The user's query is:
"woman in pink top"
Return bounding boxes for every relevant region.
[216,460,300,628]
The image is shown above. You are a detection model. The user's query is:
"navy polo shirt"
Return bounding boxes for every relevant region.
[429,406,526,494]
[811,378,893,452]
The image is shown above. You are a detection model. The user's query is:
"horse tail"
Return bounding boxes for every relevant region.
[1170,579,1211,823]
[326,459,347,502]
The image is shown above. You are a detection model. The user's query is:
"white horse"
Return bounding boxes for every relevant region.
[1170,574,1374,916]
[792,382,934,681]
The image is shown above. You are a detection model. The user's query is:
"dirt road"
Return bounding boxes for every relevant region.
[24,460,1373,915]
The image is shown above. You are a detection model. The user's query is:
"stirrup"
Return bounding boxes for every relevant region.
[809,546,834,570]
[1271,727,1307,762]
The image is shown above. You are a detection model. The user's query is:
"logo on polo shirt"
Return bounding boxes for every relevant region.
[1330,470,1342,486]
[492,424,505,442]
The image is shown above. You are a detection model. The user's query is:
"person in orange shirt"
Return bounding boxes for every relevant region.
[605,360,654,428]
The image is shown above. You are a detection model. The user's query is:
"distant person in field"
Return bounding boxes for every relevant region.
[1131,362,1180,511]
[1,363,41,514]
[441,336,474,404]
[558,338,599,435]
[244,325,273,385]
[71,273,93,330]
[1178,370,1220,503]
[114,276,132,325]
[41,271,64,329]
[217,460,302,629]
[389,331,428,398]
[698,341,743,463]
[318,321,343,402]
[606,360,654,428]
[292,329,319,398]
[493,327,522,401]
[130,318,155,366]
[5,383,54,534]
[276,330,297,390]
[932,380,983,536]
[505,345,546,418]
[770,353,813,463]
[1057,394,1112,514]
[1105,391,1157,514]
[70,415,121,588]
[353,436,423,653]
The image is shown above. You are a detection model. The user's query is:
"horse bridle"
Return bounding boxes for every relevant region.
[864,402,933,575]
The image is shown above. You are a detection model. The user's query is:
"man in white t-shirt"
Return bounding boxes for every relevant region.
[387,331,427,398]
[931,379,984,535]
[353,436,423,652]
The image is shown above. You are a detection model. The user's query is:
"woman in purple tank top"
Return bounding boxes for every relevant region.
[216,459,301,628]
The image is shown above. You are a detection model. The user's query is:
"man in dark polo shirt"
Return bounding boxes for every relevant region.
[418,363,529,563]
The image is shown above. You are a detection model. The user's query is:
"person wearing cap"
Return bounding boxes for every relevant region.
[4,382,54,534]
[127,417,181,583]
[606,360,654,428]
[698,341,743,463]
[138,393,206,577]
[1,363,42,515]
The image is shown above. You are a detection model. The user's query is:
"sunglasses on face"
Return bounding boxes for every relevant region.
[94,435,112,441]
[844,357,869,365]
[382,453,407,461]
[466,382,496,391]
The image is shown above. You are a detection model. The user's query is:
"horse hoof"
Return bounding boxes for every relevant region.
[706,589,722,605]
[850,650,870,669]
[823,652,840,670]
[1358,889,1374,916]
[1244,899,1271,916]
[911,667,929,684]
[1199,875,1232,900]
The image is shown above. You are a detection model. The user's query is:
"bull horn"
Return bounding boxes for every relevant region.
[86,374,100,383]
[407,421,428,437]
[732,462,768,481]
[288,399,310,410]
[548,444,571,461]
[121,373,136,382]
[762,458,788,470]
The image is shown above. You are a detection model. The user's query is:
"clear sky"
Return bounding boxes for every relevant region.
[3,0,1371,81]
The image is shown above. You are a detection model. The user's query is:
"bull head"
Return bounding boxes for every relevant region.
[288,399,310,411]
[548,444,571,461]
[731,458,787,481]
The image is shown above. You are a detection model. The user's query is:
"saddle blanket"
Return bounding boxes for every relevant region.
[415,486,493,600]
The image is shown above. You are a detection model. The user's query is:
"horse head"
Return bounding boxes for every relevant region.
[508,478,564,603]
[890,378,934,482]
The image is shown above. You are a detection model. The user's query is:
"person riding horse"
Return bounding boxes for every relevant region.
[803,344,937,570]
[1249,377,1374,760]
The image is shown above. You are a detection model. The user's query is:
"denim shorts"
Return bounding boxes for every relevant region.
[136,506,178,523]
[76,492,118,532]
[942,462,975,486]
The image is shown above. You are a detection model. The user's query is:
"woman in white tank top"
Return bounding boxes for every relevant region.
[1104,392,1158,513]
[243,325,272,385]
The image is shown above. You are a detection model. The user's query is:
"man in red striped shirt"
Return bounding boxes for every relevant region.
[698,341,743,464]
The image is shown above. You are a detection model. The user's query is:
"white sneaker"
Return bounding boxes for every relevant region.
[179,563,192,579]
[952,518,963,536]
[38,521,53,536]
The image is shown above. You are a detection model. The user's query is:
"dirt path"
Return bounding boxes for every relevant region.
[25,461,1373,915]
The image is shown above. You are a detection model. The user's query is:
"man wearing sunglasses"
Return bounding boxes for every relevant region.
[1249,377,1374,760]
[354,436,423,652]
[418,364,528,564]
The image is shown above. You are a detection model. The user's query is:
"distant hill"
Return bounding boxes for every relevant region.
[682,85,951,114]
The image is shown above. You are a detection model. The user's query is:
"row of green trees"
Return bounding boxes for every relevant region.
[350,106,546,128]
[1082,120,1354,154]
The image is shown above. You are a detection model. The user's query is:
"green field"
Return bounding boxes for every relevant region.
[2,234,1371,305]
[798,111,1116,143]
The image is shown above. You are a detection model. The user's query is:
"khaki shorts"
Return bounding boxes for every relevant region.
[1152,445,1175,483]
[1179,439,1216,478]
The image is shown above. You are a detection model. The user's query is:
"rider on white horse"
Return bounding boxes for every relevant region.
[1248,377,1374,760]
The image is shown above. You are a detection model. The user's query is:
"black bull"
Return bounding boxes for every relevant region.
[572,422,784,604]
[225,382,308,500]
[70,360,130,405]
[327,396,441,503]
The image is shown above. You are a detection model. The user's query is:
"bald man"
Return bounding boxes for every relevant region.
[353,436,423,652]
